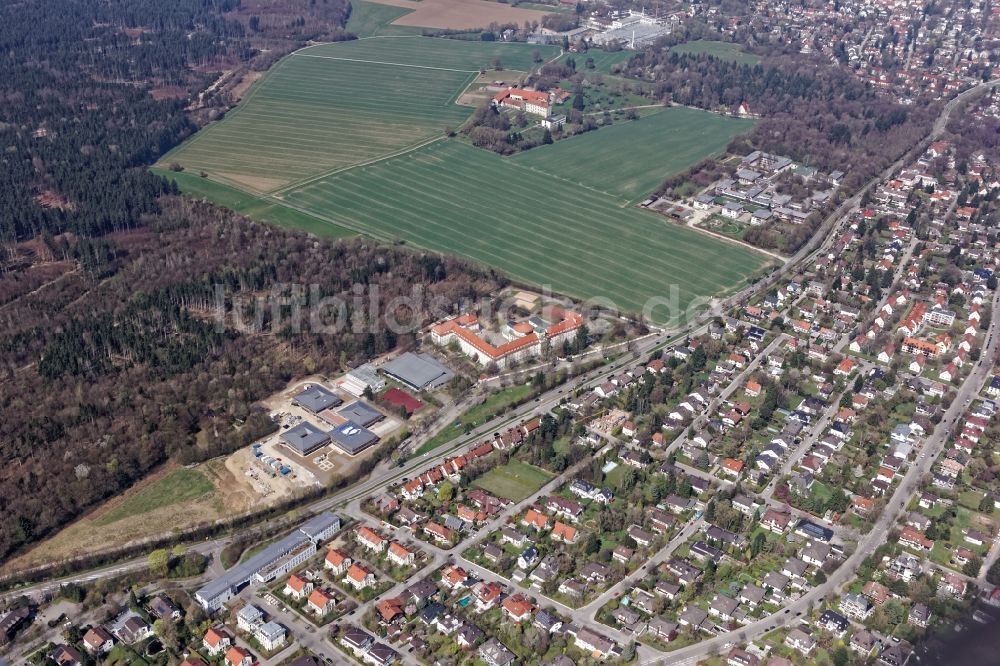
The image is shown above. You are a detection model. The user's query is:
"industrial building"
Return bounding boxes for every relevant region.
[194,513,341,612]
[341,364,386,397]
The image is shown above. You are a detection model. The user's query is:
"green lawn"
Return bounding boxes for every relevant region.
[158,37,559,192]
[94,468,214,526]
[472,460,554,501]
[556,50,637,74]
[282,139,770,320]
[669,40,760,65]
[512,107,755,202]
[415,383,534,455]
[154,168,354,238]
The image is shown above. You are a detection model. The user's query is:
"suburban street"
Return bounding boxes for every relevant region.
[634,276,1000,665]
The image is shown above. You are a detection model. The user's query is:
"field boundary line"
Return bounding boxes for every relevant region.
[503,158,629,205]
[292,52,478,73]
[269,134,448,196]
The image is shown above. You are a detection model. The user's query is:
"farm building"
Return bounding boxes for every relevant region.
[492,88,551,116]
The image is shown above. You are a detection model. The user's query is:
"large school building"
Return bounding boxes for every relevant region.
[430,307,583,369]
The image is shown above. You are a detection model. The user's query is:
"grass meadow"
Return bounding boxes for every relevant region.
[93,468,214,526]
[473,460,554,502]
[669,40,761,65]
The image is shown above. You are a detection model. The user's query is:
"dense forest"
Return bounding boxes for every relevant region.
[0,0,491,562]
[623,48,941,193]
[0,201,501,562]
[0,0,352,243]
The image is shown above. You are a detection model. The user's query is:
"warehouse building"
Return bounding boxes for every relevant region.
[341,364,386,397]
[194,513,341,612]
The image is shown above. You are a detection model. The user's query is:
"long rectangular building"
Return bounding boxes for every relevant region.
[194,512,340,613]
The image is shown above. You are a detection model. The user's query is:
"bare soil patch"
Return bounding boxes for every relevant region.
[229,69,263,100]
[366,0,553,30]
[150,85,188,101]
[216,172,290,193]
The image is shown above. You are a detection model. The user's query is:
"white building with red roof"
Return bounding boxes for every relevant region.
[431,308,583,369]
[492,87,551,116]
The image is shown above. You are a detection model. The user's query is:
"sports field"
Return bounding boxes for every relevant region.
[280,140,770,319]
[158,37,559,192]
[511,107,754,202]
[473,460,554,502]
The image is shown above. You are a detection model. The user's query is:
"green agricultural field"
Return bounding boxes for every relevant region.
[473,460,554,501]
[158,36,768,322]
[158,37,559,192]
[94,468,214,526]
[153,168,355,238]
[669,40,760,65]
[511,107,754,202]
[346,0,424,36]
[280,139,771,319]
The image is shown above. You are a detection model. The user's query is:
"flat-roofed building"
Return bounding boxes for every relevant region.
[292,384,342,413]
[279,421,330,456]
[381,352,455,390]
[330,421,380,455]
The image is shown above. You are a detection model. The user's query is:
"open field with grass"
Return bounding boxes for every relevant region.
[670,40,760,65]
[2,457,282,574]
[94,468,214,526]
[556,50,637,74]
[153,168,355,238]
[281,139,771,318]
[473,460,554,501]
[511,107,755,202]
[160,36,767,319]
[158,37,558,192]
[347,0,424,36]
